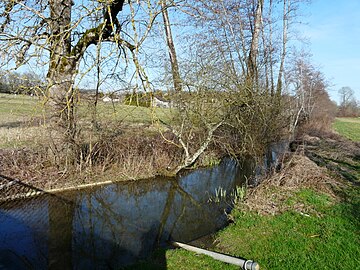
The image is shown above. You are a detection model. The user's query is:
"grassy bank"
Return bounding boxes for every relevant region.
[130,123,360,269]
[214,187,359,269]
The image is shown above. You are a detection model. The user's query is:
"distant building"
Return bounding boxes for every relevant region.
[102,96,112,102]
[151,96,171,108]
[103,96,120,102]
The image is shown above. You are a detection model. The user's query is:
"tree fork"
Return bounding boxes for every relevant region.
[45,0,129,164]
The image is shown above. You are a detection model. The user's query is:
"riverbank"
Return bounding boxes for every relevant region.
[130,130,360,269]
[1,93,229,193]
[1,94,359,268]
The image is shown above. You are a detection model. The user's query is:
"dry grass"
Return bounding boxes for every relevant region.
[0,127,184,192]
[244,130,360,215]
[244,153,338,215]
[0,124,46,148]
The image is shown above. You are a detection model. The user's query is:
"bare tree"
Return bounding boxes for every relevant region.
[276,0,310,96]
[338,87,359,117]
[246,0,264,86]
[285,53,335,136]
[0,70,42,95]
[275,0,290,96]
[0,0,143,164]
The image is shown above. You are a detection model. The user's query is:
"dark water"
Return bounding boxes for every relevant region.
[0,143,286,269]
[0,158,249,269]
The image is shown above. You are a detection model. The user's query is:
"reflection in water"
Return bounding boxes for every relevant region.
[0,158,257,269]
[49,199,74,269]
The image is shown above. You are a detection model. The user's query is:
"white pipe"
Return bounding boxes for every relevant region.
[171,241,259,270]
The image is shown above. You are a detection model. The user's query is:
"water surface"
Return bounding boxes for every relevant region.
[0,158,247,269]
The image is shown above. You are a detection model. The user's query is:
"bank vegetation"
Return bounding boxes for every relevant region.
[0,0,337,191]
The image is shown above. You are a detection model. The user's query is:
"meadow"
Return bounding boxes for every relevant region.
[0,93,172,148]
[333,117,360,141]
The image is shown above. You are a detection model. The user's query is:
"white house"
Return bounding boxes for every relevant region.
[151,96,171,108]
[103,96,112,102]
[103,96,120,102]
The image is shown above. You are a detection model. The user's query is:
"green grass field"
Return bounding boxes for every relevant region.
[333,117,360,141]
[214,188,360,270]
[82,101,174,124]
[0,93,43,122]
[0,93,172,125]
[0,93,173,148]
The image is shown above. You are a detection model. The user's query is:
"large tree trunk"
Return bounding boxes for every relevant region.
[46,0,78,164]
[44,0,127,165]
[46,61,78,164]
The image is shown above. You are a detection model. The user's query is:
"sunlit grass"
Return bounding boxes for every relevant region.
[0,125,47,148]
[0,93,44,123]
[214,188,360,270]
[0,93,173,125]
[333,117,360,141]
[131,187,360,270]
[0,94,46,148]
[81,102,175,124]
[0,93,175,148]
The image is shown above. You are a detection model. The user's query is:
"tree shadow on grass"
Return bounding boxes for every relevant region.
[0,121,25,129]
[0,118,42,129]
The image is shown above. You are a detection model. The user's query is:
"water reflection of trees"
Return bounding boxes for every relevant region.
[70,160,242,268]
[0,159,244,269]
[48,198,74,269]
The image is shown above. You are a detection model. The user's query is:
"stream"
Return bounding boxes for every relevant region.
[0,143,287,269]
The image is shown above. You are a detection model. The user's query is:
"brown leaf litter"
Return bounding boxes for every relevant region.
[244,153,338,215]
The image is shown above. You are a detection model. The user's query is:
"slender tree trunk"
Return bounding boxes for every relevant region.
[276,0,289,96]
[161,0,182,92]
[268,0,275,95]
[246,0,264,87]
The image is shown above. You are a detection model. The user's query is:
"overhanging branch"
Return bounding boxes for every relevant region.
[71,0,135,62]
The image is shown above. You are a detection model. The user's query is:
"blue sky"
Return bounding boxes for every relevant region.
[300,0,360,104]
